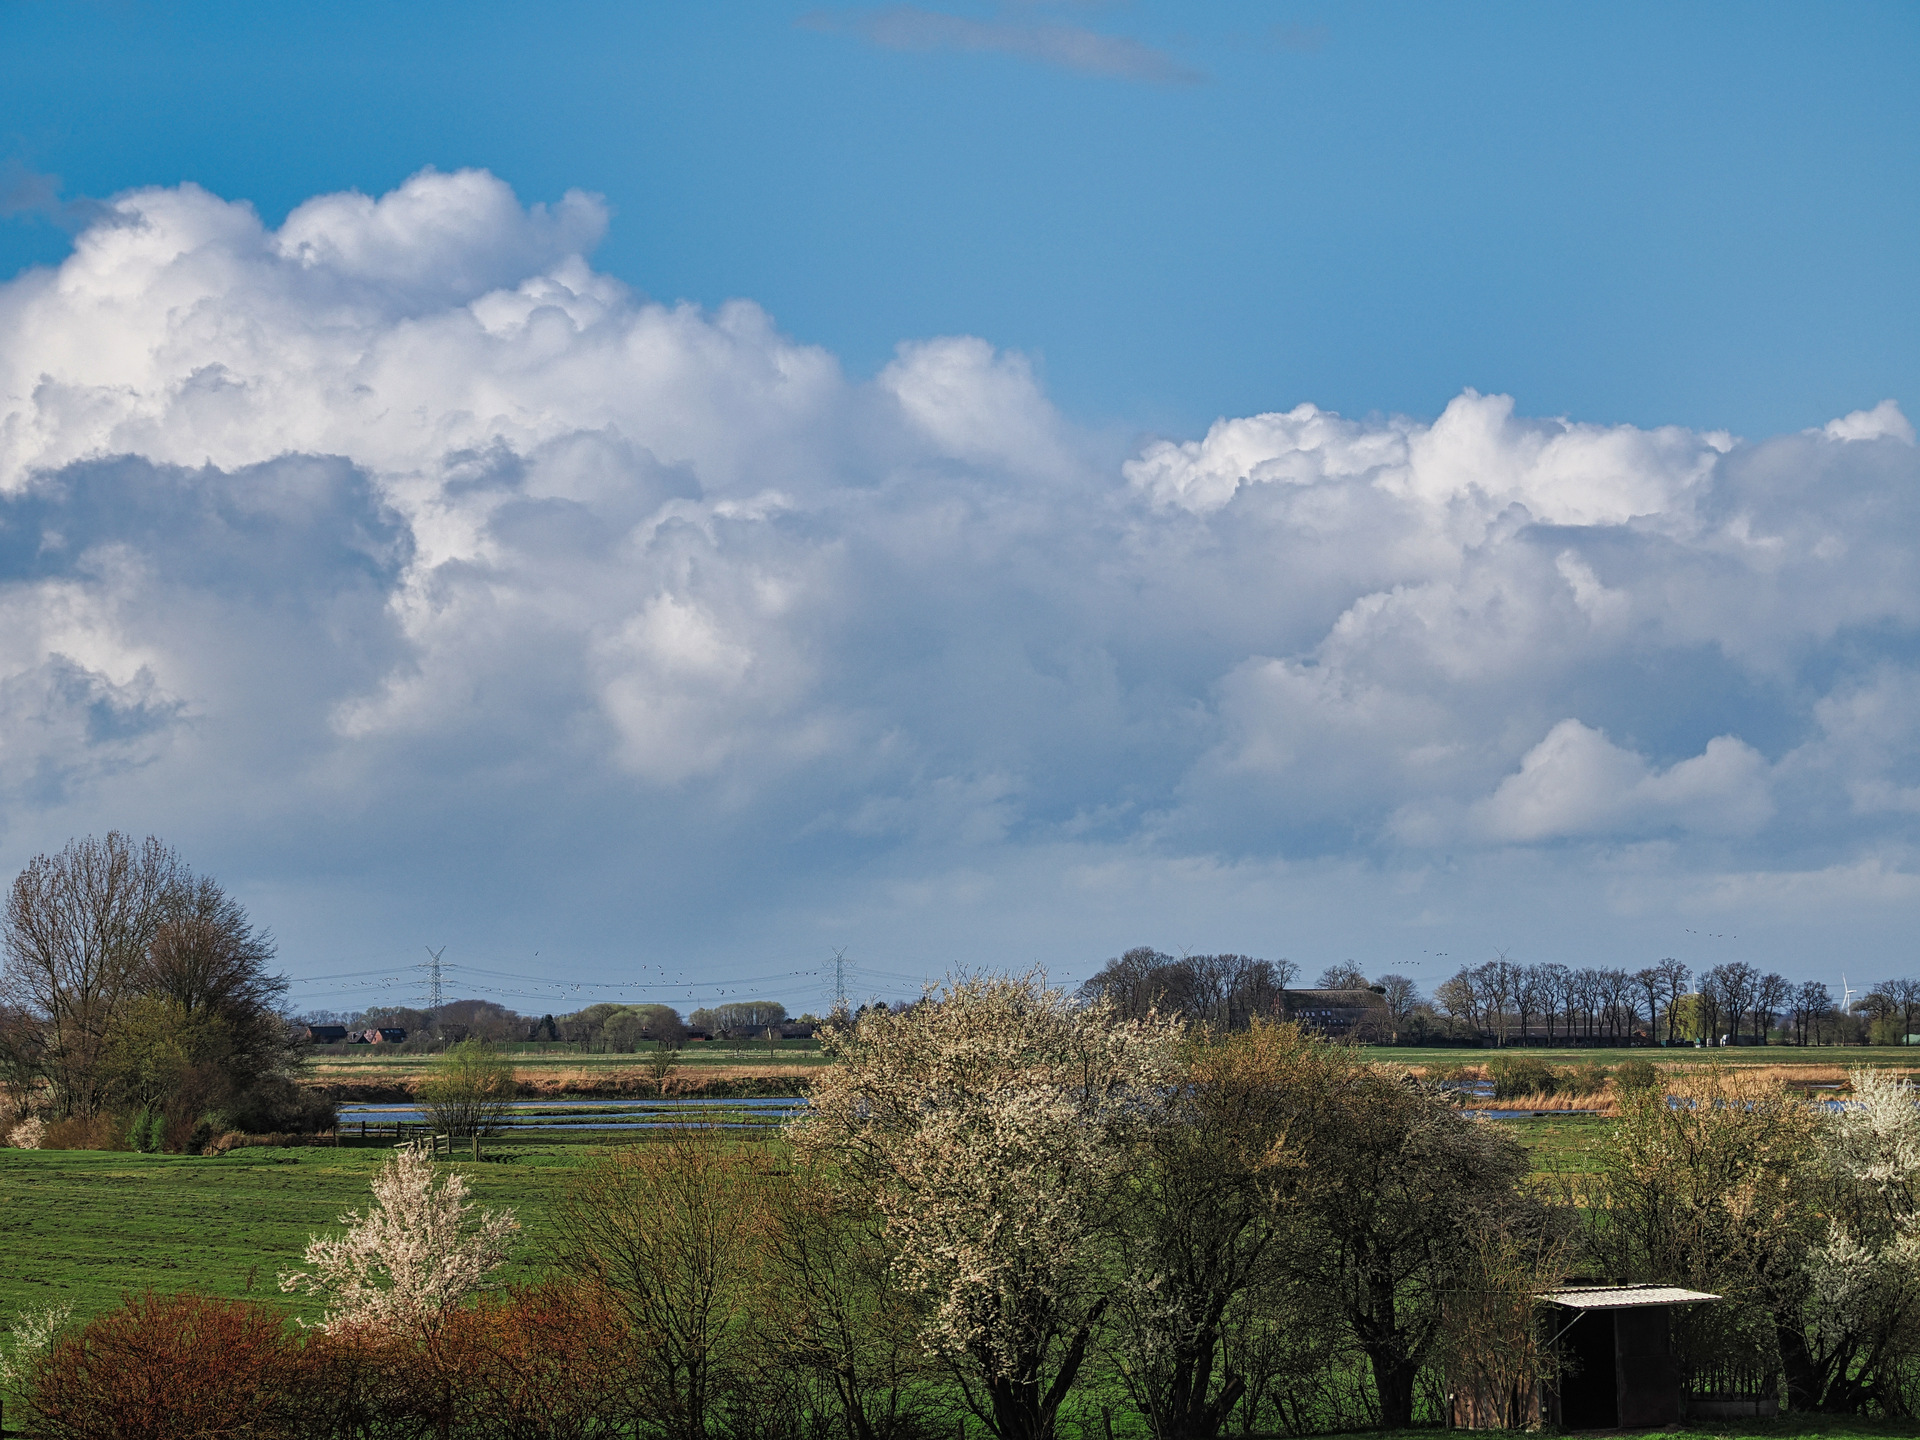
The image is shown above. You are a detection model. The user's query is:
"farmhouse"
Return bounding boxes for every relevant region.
[1276,987,1389,1039]
[301,1024,349,1044]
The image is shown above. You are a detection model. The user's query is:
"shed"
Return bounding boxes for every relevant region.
[1541,1284,1720,1430]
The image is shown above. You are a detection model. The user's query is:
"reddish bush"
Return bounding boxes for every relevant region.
[23,1284,637,1439]
[301,1282,636,1438]
[437,1282,636,1437]
[26,1291,312,1440]
[36,1114,125,1152]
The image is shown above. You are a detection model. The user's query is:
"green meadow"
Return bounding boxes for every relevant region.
[0,1112,1610,1325]
[0,1139,580,1325]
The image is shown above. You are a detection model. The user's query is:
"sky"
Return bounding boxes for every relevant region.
[1,2,1917,1016]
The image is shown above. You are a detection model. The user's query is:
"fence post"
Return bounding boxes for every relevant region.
[472,1133,480,1162]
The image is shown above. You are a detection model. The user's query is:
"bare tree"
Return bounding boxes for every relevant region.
[1879,978,1920,1046]
[1374,975,1423,1041]
[557,1128,767,1440]
[1633,968,1665,1044]
[1435,969,1482,1041]
[754,1162,937,1440]
[1794,981,1835,1046]
[1536,964,1571,1044]
[1753,973,1791,1046]
[1,833,186,1118]
[1474,957,1516,1047]
[1703,963,1758,1046]
[1653,958,1691,1045]
[1512,965,1543,1045]
[1316,961,1369,992]
[1597,969,1638,1043]
[1569,969,1602,1043]
[1695,973,1724,1046]
[1081,951,1296,1032]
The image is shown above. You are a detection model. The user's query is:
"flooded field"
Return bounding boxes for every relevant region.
[338,1095,806,1133]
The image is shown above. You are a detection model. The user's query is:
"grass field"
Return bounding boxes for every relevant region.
[0,1111,1615,1326]
[11,1044,1909,1326]
[1,1113,1907,1440]
[0,1138,586,1325]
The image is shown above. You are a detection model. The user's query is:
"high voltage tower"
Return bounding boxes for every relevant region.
[832,947,848,1015]
[423,946,446,1010]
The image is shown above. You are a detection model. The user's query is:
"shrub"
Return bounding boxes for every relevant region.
[225,1074,336,1135]
[279,1141,519,1333]
[1487,1056,1557,1099]
[1611,1057,1660,1093]
[1559,1062,1612,1098]
[24,1291,310,1440]
[37,1115,124,1152]
[419,1040,515,1138]
[5,1115,44,1149]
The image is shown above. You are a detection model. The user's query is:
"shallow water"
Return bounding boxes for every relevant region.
[338,1096,806,1129]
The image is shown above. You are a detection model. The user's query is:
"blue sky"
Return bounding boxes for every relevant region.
[8,2,1915,439]
[1,2,1917,1015]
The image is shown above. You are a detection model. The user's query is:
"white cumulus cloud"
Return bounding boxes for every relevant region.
[2,168,1918,987]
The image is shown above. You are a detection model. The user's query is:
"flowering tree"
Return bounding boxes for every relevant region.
[1796,1069,1920,1411]
[795,972,1182,1440]
[279,1142,518,1333]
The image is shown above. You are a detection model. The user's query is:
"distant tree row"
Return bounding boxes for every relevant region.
[300,998,806,1052]
[1432,955,1905,1047]
[1076,946,1911,1049]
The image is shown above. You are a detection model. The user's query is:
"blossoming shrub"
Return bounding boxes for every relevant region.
[279,1141,518,1333]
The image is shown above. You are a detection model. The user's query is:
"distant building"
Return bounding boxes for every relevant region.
[302,1024,350,1044]
[1277,987,1389,1039]
[777,1022,817,1039]
[362,1027,407,1044]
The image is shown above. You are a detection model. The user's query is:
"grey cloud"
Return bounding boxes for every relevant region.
[4,170,1920,994]
[0,161,114,232]
[799,6,1205,86]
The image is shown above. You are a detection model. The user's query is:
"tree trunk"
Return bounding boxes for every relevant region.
[1366,1349,1420,1428]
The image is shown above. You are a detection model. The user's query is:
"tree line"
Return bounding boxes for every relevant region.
[1080,947,1912,1049]
[1432,956,1910,1047]
[303,999,804,1052]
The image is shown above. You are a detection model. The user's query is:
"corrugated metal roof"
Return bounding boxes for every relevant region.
[1540,1284,1720,1310]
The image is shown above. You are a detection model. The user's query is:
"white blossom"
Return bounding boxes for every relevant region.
[1806,1070,1920,1357]
[796,974,1181,1376]
[0,1303,69,1388]
[278,1142,518,1333]
[4,1117,44,1150]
